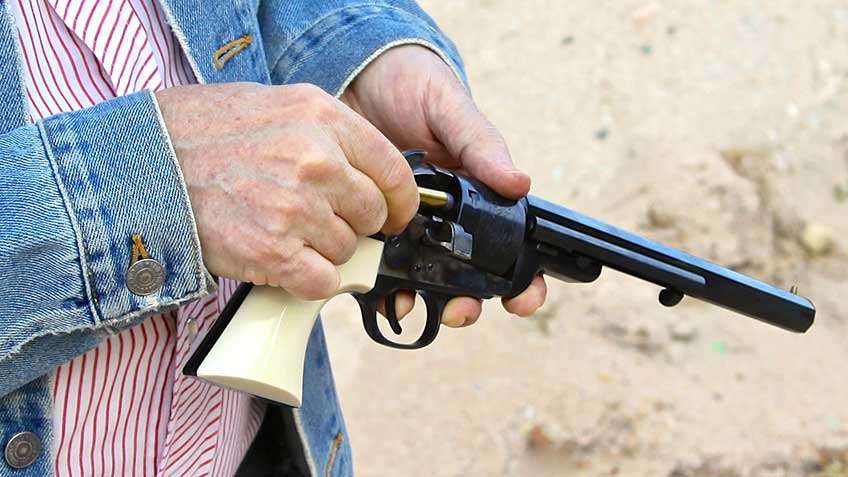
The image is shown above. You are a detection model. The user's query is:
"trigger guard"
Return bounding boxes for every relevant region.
[416,290,449,348]
[355,288,445,350]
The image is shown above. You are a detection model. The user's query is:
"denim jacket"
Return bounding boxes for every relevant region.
[0,1,465,475]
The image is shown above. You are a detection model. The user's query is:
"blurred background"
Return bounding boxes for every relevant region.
[323,1,848,475]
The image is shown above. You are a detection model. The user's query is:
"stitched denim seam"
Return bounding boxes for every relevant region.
[293,409,319,477]
[37,122,101,326]
[45,371,56,462]
[314,323,347,477]
[1,3,31,126]
[269,4,444,79]
[155,1,206,84]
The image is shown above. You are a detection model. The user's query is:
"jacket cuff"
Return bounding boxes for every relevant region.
[269,3,468,96]
[39,90,214,325]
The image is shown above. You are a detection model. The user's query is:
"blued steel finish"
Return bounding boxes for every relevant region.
[526,196,815,333]
[353,153,814,349]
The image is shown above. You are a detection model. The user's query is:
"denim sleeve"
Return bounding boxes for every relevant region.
[0,90,214,395]
[258,0,468,95]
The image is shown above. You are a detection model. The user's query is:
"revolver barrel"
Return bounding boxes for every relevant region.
[526,196,815,333]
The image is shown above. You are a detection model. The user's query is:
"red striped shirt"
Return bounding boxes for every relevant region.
[10,1,265,475]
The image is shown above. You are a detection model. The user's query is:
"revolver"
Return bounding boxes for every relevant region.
[184,150,815,407]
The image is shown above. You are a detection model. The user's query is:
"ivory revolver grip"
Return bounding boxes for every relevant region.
[185,237,384,407]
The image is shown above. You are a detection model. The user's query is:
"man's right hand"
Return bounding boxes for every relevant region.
[155,83,419,300]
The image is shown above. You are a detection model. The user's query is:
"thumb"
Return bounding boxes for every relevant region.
[425,74,531,199]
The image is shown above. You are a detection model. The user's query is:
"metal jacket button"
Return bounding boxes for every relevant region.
[5,432,41,469]
[126,258,166,296]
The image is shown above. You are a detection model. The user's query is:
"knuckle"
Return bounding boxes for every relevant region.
[264,274,281,288]
[342,180,387,235]
[311,220,356,266]
[356,194,388,235]
[275,195,305,219]
[281,251,338,300]
[294,84,337,119]
[378,146,414,194]
[292,82,324,97]
[287,83,321,101]
[294,147,339,182]
[253,233,295,269]
[330,230,357,265]
[241,266,268,286]
[481,130,509,156]
[465,120,509,157]
[295,156,329,182]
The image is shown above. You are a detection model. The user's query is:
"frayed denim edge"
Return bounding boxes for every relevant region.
[37,121,101,327]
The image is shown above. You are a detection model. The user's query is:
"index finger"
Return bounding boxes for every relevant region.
[331,105,419,235]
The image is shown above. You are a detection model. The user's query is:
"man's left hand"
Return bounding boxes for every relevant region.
[341,45,548,327]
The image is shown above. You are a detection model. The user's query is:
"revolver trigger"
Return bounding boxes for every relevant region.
[385,292,403,335]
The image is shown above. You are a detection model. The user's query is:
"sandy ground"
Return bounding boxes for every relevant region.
[322,1,848,475]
